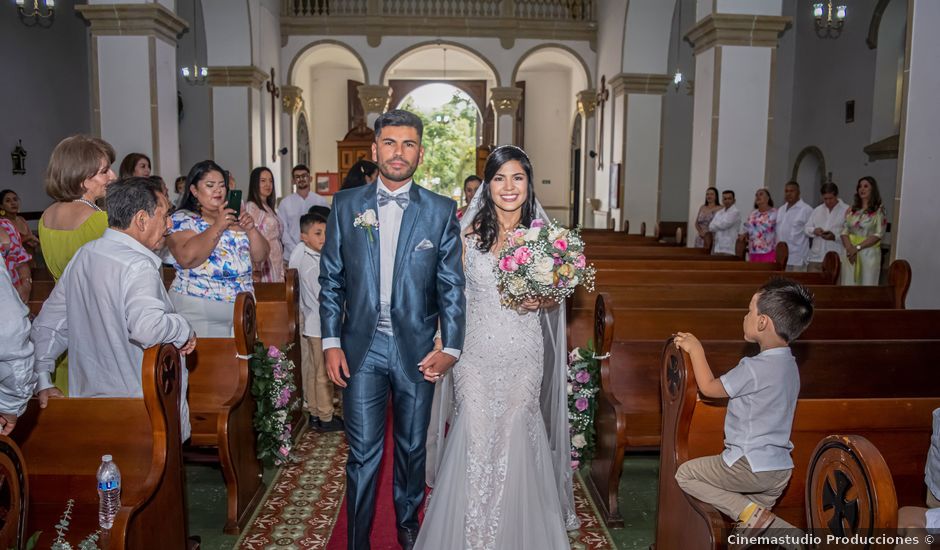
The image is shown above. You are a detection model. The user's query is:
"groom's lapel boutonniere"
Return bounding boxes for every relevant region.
[354,209,379,242]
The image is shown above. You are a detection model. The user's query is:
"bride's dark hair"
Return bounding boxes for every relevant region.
[471,145,538,252]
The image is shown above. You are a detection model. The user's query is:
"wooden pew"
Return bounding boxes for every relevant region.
[654,340,940,549]
[0,435,28,550]
[570,259,911,311]
[12,343,188,550]
[805,435,899,538]
[185,293,264,534]
[594,267,836,286]
[255,268,305,439]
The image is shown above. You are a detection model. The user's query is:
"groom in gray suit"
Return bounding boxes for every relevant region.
[320,109,466,550]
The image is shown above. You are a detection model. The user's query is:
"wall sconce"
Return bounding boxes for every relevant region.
[11,140,27,175]
[16,0,55,27]
[813,1,846,39]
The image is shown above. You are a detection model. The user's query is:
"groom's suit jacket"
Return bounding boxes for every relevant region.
[319,181,466,383]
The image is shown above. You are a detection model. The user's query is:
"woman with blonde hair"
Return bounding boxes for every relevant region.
[40,135,116,281]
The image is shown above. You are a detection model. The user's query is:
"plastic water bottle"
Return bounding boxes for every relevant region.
[97,454,121,529]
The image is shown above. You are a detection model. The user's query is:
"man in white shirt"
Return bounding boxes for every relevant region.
[278,164,329,259]
[0,244,36,434]
[776,181,814,271]
[708,190,742,256]
[32,178,196,440]
[804,182,850,271]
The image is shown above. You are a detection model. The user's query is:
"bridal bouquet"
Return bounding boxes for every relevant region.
[494,219,596,308]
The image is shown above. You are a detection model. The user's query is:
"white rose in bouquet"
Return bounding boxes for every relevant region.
[524,227,542,242]
[532,256,555,285]
[571,434,587,448]
[506,275,528,296]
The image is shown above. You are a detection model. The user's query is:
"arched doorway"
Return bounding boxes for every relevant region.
[791,146,828,206]
[296,111,310,168]
[396,83,481,204]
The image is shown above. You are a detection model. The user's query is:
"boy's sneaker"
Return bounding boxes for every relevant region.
[308,416,320,430]
[730,506,776,549]
[317,417,345,433]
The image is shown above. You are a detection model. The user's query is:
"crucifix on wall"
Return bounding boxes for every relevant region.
[266,68,280,163]
[596,75,610,169]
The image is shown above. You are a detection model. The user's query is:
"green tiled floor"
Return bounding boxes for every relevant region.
[607,453,660,550]
[186,463,277,550]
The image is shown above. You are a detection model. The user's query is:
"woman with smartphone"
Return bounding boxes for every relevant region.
[166,160,269,336]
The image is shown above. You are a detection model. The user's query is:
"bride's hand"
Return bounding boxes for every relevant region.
[519,298,541,312]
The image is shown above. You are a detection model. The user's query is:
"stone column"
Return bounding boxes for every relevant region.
[205,66,267,188]
[490,87,523,146]
[357,85,392,127]
[892,0,940,307]
[684,5,790,245]
[280,85,305,195]
[609,73,672,235]
[576,89,598,228]
[76,3,187,180]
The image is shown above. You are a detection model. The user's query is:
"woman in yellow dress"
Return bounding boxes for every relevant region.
[840,176,887,286]
[37,135,116,394]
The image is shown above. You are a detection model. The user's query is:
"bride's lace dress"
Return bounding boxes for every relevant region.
[415,238,570,550]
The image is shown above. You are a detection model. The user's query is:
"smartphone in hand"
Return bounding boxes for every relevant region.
[226,189,242,218]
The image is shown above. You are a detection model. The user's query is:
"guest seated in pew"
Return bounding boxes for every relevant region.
[743,188,777,263]
[289,211,343,432]
[897,407,940,543]
[166,160,269,336]
[673,278,814,538]
[0,266,38,435]
[709,190,742,256]
[31,177,196,439]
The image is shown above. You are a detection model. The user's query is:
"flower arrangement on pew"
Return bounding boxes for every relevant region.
[568,345,601,470]
[249,343,300,467]
[494,219,596,308]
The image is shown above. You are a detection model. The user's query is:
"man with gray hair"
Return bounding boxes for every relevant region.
[32,177,196,440]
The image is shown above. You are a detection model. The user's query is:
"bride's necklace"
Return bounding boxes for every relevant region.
[75,197,101,211]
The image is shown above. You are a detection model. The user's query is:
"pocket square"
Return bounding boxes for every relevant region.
[415,239,435,251]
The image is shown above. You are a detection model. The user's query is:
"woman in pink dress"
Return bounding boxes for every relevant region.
[245,167,284,282]
[743,188,777,263]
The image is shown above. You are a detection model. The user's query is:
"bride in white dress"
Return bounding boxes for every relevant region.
[416,146,577,549]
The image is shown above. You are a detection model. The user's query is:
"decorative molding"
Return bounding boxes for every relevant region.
[489,87,523,116]
[357,85,392,114]
[75,4,188,45]
[206,66,268,88]
[685,14,791,54]
[863,134,899,161]
[577,89,598,117]
[280,17,596,49]
[609,73,673,96]
[281,85,305,115]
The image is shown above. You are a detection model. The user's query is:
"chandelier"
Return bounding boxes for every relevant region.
[180,0,208,85]
[16,0,55,27]
[813,1,846,39]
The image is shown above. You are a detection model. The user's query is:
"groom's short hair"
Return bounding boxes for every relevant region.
[374,109,423,141]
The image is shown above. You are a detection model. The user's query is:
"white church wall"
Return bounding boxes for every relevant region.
[764,0,797,202]
[0,0,91,212]
[517,68,573,224]
[305,66,363,174]
[660,0,696,223]
[177,0,212,178]
[786,0,897,221]
[255,1,284,194]
[97,38,154,173]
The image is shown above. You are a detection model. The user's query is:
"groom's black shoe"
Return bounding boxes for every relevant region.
[397,528,418,550]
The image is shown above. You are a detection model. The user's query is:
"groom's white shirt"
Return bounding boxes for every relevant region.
[322,177,460,360]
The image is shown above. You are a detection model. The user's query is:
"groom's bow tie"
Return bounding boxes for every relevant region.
[378,189,410,209]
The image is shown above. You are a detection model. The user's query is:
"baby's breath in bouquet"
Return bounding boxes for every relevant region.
[494,219,595,308]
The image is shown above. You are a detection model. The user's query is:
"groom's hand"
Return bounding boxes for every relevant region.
[418,351,456,383]
[325,348,350,388]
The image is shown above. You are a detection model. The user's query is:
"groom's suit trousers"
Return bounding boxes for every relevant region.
[343,331,435,550]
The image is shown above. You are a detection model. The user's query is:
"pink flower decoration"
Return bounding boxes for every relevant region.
[279,446,290,457]
[568,349,581,363]
[574,254,586,269]
[575,397,589,411]
[498,256,519,272]
[553,239,568,252]
[575,370,591,384]
[267,345,281,358]
[571,460,580,469]
[530,219,545,229]
[512,246,533,265]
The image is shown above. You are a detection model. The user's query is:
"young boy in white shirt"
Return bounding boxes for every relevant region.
[673,278,815,542]
[289,211,343,432]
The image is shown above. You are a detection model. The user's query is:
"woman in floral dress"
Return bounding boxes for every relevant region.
[245,167,284,282]
[840,176,887,286]
[166,160,269,336]
[743,188,777,263]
